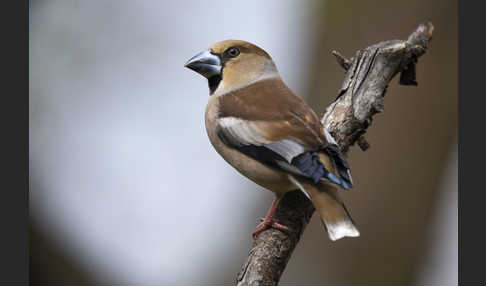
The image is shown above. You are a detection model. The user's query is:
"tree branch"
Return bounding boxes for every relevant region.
[236,22,434,286]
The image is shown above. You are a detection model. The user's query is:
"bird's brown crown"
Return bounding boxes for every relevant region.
[208,40,277,95]
[209,40,272,60]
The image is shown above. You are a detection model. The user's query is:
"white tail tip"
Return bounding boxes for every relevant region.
[327,221,360,241]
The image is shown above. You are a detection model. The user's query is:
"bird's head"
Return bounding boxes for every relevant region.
[185,40,278,95]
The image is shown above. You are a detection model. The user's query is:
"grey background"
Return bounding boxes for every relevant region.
[30,1,457,285]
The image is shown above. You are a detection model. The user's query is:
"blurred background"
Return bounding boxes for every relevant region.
[29,0,457,285]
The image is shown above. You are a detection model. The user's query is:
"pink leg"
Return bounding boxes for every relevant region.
[252,196,293,239]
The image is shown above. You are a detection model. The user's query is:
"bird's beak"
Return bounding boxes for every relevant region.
[184,50,222,79]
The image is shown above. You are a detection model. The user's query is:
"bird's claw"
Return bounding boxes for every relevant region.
[252,217,292,239]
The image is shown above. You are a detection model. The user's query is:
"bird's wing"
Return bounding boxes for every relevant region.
[217,78,352,189]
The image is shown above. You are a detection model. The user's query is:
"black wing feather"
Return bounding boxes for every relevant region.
[218,129,351,189]
[323,143,353,187]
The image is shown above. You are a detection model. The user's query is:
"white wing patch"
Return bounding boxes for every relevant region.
[218,116,306,162]
[218,117,269,146]
[265,139,305,162]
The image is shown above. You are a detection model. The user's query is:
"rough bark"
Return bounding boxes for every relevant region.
[235,22,434,286]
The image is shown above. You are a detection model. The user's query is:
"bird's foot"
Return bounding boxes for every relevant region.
[252,217,292,239]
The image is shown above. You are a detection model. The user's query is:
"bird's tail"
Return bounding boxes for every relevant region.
[290,176,360,241]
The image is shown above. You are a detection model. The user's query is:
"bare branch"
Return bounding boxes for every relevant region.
[331,50,352,71]
[357,135,370,151]
[236,22,434,286]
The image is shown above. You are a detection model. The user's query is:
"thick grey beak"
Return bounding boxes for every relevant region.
[184,50,222,78]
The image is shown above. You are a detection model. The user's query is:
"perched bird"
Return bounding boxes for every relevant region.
[185,40,359,241]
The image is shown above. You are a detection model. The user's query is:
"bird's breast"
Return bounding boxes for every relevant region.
[204,96,294,194]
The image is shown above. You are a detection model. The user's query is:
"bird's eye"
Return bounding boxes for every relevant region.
[226,47,240,58]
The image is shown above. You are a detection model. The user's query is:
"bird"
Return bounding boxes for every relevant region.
[184,40,359,241]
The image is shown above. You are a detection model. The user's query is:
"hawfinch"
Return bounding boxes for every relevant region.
[185,40,359,241]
